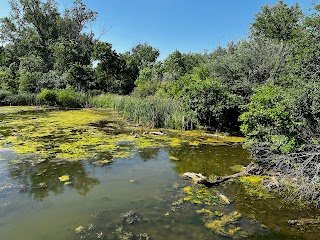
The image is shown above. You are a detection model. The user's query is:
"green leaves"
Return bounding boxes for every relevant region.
[250,0,303,41]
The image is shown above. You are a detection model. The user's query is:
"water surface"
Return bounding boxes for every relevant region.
[0,107,319,239]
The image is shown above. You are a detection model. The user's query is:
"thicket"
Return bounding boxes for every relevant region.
[1,0,320,204]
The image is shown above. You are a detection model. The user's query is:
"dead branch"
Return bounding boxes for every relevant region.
[183,163,258,187]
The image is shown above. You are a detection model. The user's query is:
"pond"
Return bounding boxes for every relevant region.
[0,107,319,239]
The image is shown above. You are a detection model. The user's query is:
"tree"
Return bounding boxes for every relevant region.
[250,0,303,41]
[209,37,289,102]
[163,50,205,81]
[286,3,320,80]
[92,41,129,93]
[0,0,97,84]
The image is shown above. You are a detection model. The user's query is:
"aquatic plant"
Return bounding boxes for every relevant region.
[182,185,218,205]
[89,94,197,130]
[0,107,245,163]
[58,175,70,182]
[238,176,274,199]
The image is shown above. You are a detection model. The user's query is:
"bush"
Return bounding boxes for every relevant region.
[4,93,37,106]
[37,89,58,106]
[55,87,87,108]
[0,89,12,102]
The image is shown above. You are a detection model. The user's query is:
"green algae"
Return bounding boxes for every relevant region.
[0,107,245,163]
[182,185,218,205]
[230,164,245,173]
[169,156,180,161]
[197,208,246,238]
[0,106,44,114]
[238,176,274,199]
[58,175,70,182]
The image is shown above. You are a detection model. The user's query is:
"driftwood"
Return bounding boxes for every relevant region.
[183,163,258,187]
[288,218,320,226]
[148,131,165,136]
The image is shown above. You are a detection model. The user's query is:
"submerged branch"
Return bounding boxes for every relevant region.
[183,163,258,187]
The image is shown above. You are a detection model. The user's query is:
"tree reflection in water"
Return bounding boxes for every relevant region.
[7,155,99,200]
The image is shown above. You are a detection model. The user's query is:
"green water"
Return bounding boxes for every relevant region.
[0,108,319,240]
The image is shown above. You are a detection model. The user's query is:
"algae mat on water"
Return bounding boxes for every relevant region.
[0,107,245,161]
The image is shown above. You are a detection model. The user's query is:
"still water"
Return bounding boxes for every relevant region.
[0,107,319,239]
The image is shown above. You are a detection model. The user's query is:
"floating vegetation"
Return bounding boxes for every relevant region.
[182,185,218,205]
[58,175,70,182]
[92,159,113,167]
[218,193,231,205]
[238,176,274,199]
[75,225,84,233]
[230,164,245,173]
[169,156,180,161]
[197,209,247,238]
[0,107,245,163]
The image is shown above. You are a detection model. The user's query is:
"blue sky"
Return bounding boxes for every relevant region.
[0,0,314,59]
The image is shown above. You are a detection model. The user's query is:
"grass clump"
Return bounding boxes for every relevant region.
[89,94,197,130]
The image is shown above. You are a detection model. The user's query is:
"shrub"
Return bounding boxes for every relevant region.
[55,87,87,108]
[4,93,37,106]
[37,89,58,106]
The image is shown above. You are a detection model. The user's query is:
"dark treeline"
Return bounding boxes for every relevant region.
[1,0,320,204]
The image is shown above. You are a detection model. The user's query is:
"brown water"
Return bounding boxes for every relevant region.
[0,108,319,240]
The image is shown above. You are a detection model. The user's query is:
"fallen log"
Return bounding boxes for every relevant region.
[183,163,258,187]
[148,131,165,136]
[288,218,320,226]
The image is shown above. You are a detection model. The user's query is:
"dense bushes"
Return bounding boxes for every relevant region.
[3,92,37,106]
[37,87,87,108]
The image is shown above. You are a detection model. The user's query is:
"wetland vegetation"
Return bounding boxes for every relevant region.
[1,0,320,239]
[1,106,319,240]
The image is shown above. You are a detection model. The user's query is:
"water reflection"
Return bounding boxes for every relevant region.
[7,156,99,200]
[138,147,160,161]
[169,144,252,176]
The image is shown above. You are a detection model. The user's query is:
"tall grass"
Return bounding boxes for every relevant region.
[89,94,198,129]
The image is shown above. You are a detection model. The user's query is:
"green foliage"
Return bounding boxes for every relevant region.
[18,70,43,93]
[134,62,163,97]
[160,73,240,131]
[67,64,94,92]
[90,94,196,129]
[240,83,299,153]
[0,89,12,102]
[55,87,87,108]
[0,68,17,92]
[37,89,57,106]
[250,0,303,41]
[163,50,205,81]
[209,38,288,101]
[88,94,120,108]
[4,92,37,106]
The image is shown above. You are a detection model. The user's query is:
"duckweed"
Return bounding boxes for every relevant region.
[0,107,245,163]
[182,185,218,205]
[238,176,274,199]
[58,175,70,182]
[204,211,243,237]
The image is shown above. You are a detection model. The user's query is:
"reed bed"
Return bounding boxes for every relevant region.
[89,94,197,129]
